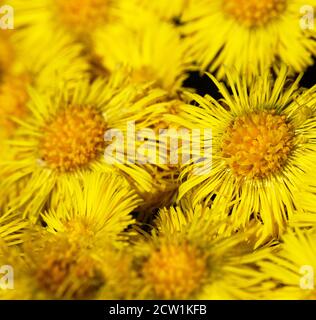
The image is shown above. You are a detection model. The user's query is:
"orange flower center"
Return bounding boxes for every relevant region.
[221,110,294,179]
[39,106,106,172]
[36,241,104,299]
[223,0,287,27]
[55,0,110,31]
[142,243,207,299]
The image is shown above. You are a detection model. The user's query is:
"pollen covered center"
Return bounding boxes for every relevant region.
[36,243,104,299]
[55,0,110,31]
[222,110,294,179]
[142,243,207,299]
[222,0,287,27]
[39,105,106,172]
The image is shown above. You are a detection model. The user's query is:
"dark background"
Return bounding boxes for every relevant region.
[184,60,316,97]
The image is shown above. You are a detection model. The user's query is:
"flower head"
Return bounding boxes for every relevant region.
[93,21,192,94]
[0,230,136,299]
[182,0,316,80]
[174,67,316,242]
[132,205,270,299]
[0,73,180,218]
[43,172,141,245]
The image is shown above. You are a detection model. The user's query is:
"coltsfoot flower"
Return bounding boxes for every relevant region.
[132,205,272,299]
[173,67,316,242]
[181,0,316,80]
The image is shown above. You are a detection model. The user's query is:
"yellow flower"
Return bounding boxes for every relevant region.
[0,31,90,210]
[1,22,89,89]
[259,228,316,299]
[174,67,316,242]
[0,172,141,299]
[0,72,180,218]
[93,21,192,94]
[132,205,271,299]
[9,0,147,50]
[10,0,117,35]
[181,0,316,80]
[28,235,105,299]
[0,230,136,299]
[24,31,89,90]
[42,172,141,245]
[0,30,88,158]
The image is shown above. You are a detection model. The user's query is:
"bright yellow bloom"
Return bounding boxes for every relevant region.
[93,21,192,94]
[259,228,316,299]
[0,172,141,299]
[0,30,88,163]
[26,234,106,299]
[173,67,316,242]
[1,24,89,88]
[25,32,89,90]
[0,30,90,210]
[9,0,148,54]
[10,0,120,35]
[42,172,141,244]
[132,205,272,299]
[0,72,182,218]
[181,0,316,80]
[0,230,137,299]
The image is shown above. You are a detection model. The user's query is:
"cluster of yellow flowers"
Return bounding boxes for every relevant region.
[1,0,316,300]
